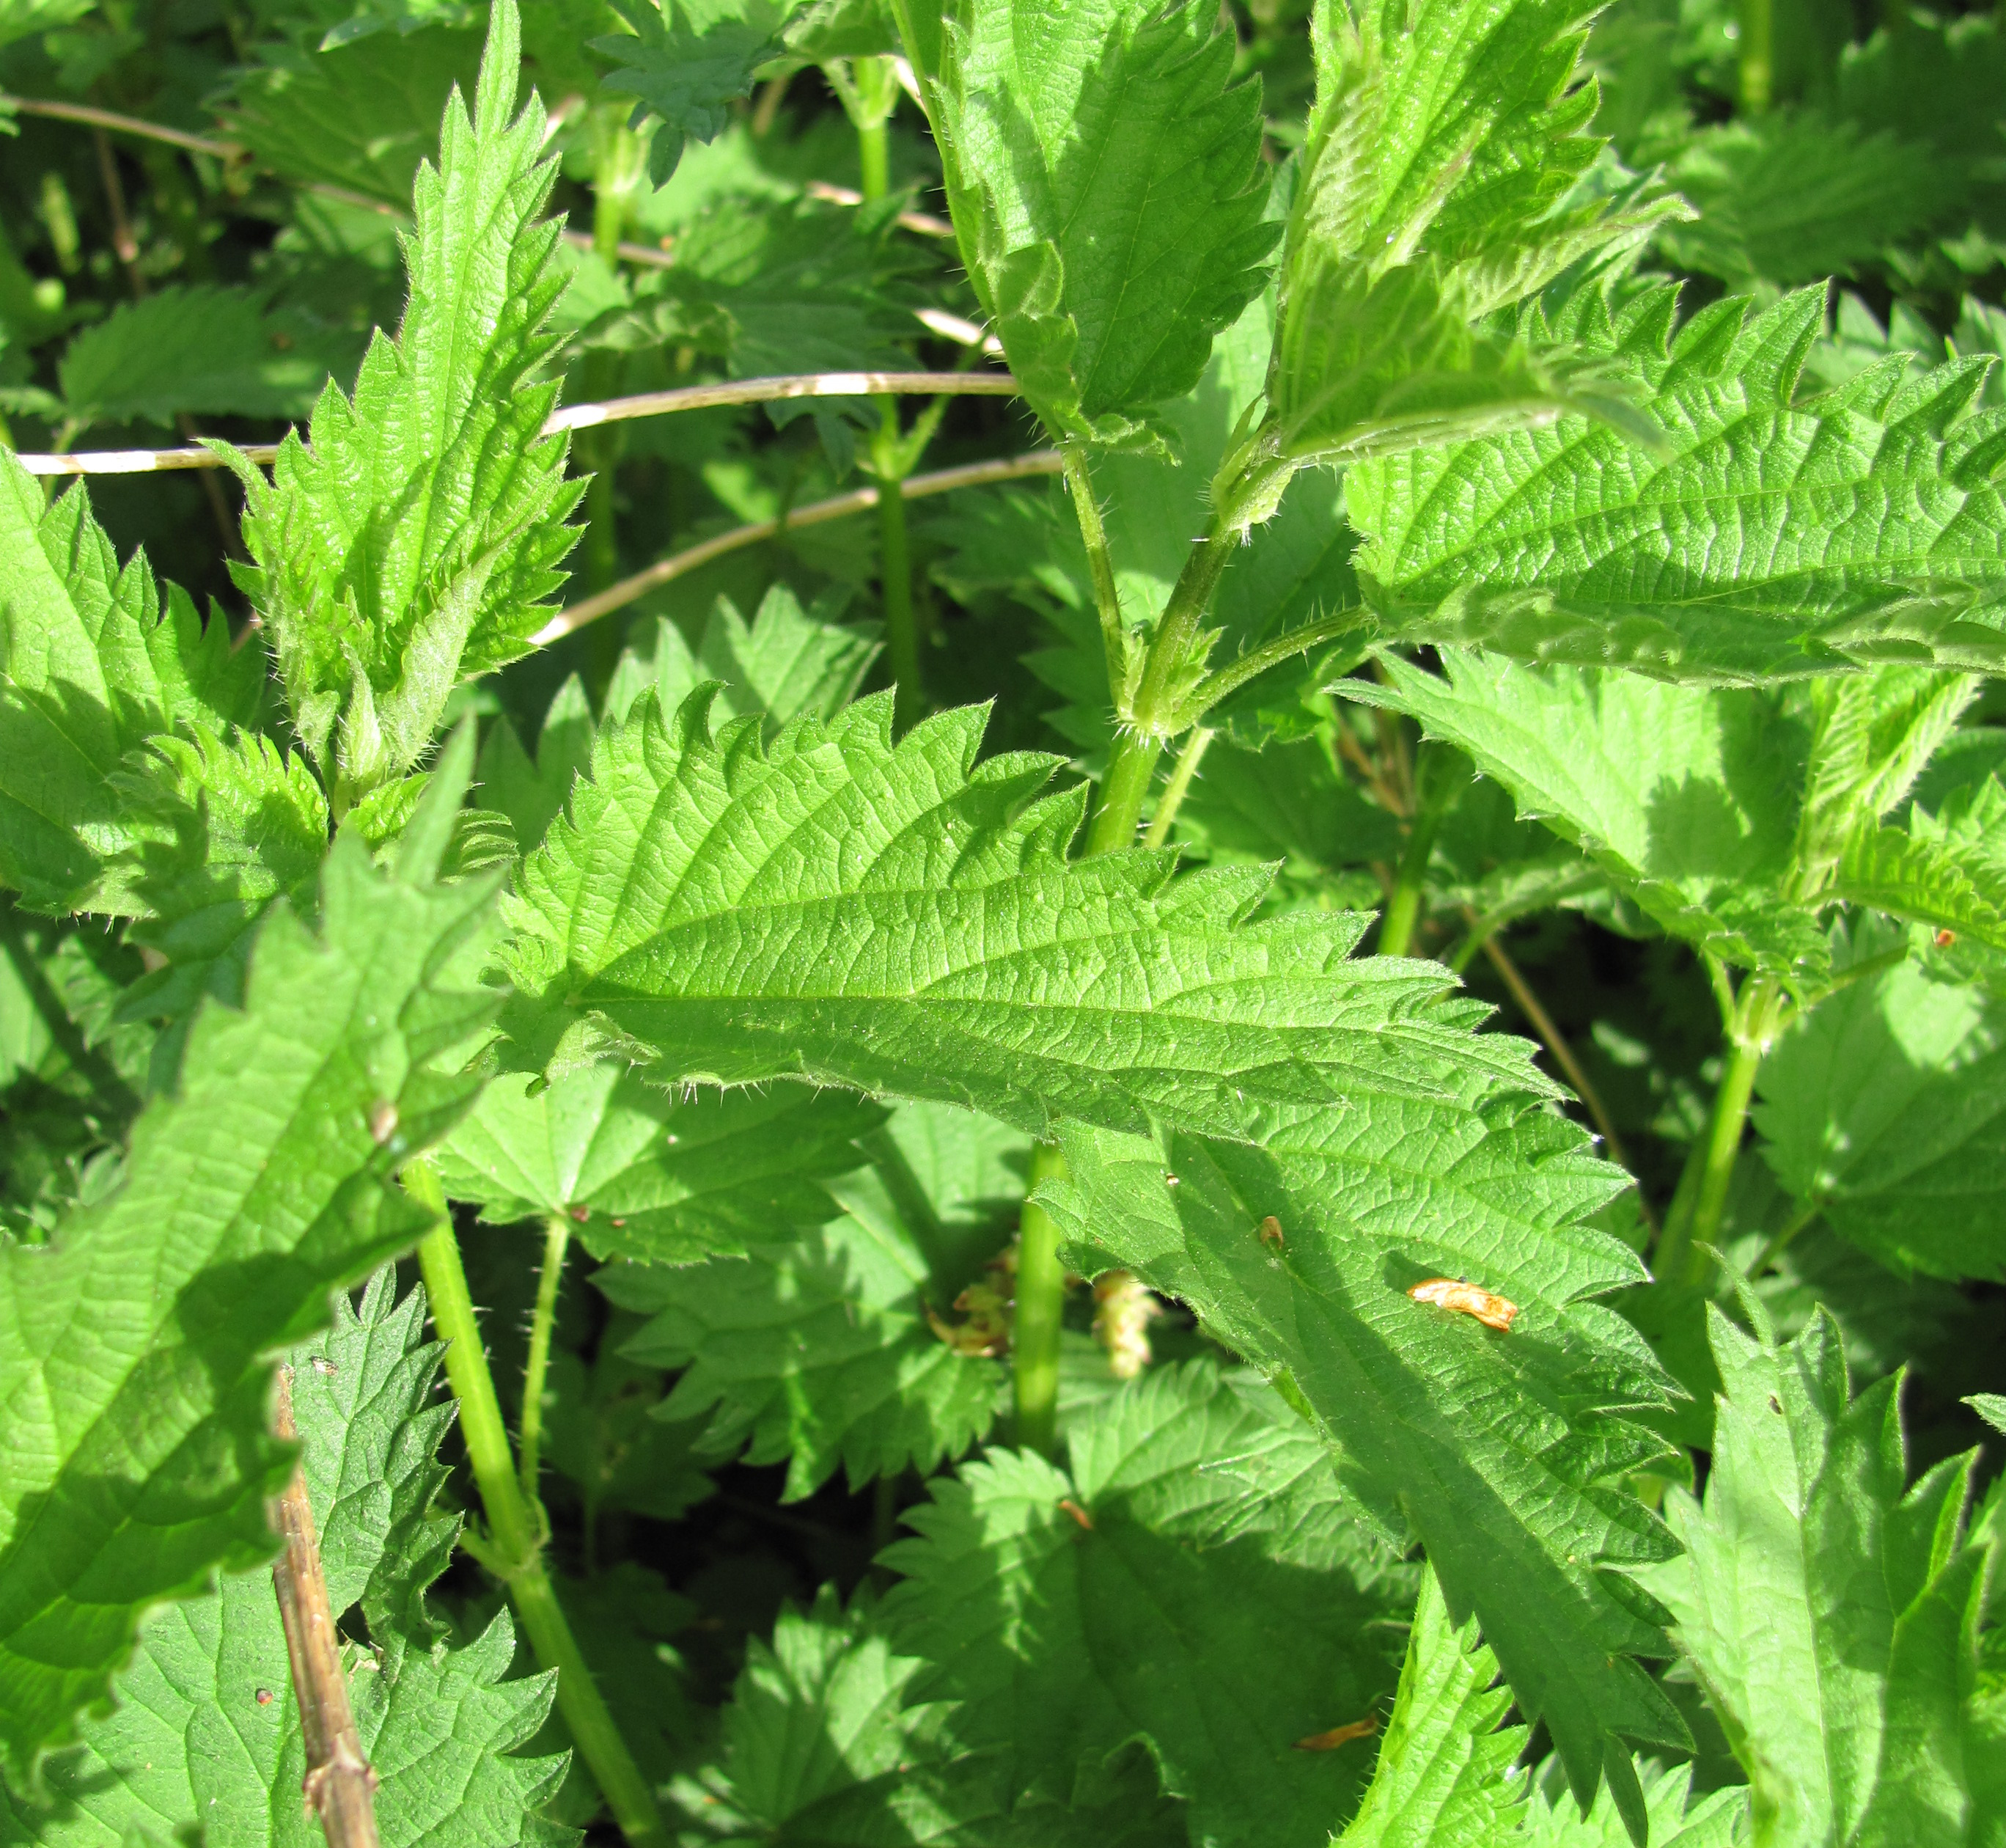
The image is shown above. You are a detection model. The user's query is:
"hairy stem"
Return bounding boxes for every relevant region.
[1062,446,1126,693]
[520,1215,569,1508]
[1142,727,1214,849]
[1013,1143,1070,1458]
[405,1167,665,1848]
[1653,974,1782,1285]
[1084,521,1241,855]
[271,1368,381,1848]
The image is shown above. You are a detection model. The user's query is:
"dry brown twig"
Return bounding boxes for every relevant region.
[270,1366,382,1848]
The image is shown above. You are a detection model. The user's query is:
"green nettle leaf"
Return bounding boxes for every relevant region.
[1516,1763,1748,1848]
[1346,285,2006,681]
[606,1100,1021,1497]
[881,1363,1414,1848]
[592,0,793,187]
[221,23,485,208]
[0,454,265,914]
[3,1273,573,1847]
[1345,654,1826,982]
[1831,776,2006,955]
[1039,1107,1689,1841]
[1335,1566,1526,1847]
[609,584,883,736]
[56,285,359,431]
[1653,113,1957,289]
[111,725,331,1024]
[496,688,1570,1140]
[227,0,583,804]
[1245,0,1679,490]
[438,1067,884,1264]
[1755,935,2006,1283]
[687,1584,1185,1846]
[926,0,1275,448]
[474,674,597,866]
[1634,1306,1996,1848]
[0,837,496,1778]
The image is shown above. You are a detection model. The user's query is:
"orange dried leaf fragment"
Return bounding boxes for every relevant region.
[1292,1715,1378,1751]
[1408,1276,1518,1332]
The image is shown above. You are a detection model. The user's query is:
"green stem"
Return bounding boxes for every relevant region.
[1083,521,1241,855]
[1062,445,1126,694]
[1375,744,1466,958]
[520,1215,569,1507]
[405,1167,665,1848]
[1142,727,1213,849]
[1749,1197,1822,1279]
[853,73,924,730]
[875,403,922,731]
[1738,0,1773,111]
[1013,1143,1070,1457]
[1652,975,1782,1286]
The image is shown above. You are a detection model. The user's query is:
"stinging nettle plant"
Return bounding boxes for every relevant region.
[0,1,2001,1847]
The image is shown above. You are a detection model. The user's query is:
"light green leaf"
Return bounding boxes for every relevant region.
[228,0,583,802]
[606,1100,1020,1497]
[1517,1761,1747,1847]
[437,1066,884,1264]
[3,1272,573,1847]
[1040,1107,1687,1838]
[56,286,359,432]
[1832,814,2006,953]
[1755,934,2006,1282]
[1634,1306,1996,1848]
[1970,1394,2006,1439]
[1336,1566,1525,1847]
[881,1363,1412,1848]
[0,0,92,51]
[1347,286,2006,682]
[0,837,496,1777]
[1252,0,1680,478]
[926,0,1274,447]
[0,453,265,914]
[497,688,1566,1141]
[1343,654,1824,981]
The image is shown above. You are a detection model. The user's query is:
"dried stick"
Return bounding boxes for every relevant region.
[270,1367,381,1848]
[12,370,1020,477]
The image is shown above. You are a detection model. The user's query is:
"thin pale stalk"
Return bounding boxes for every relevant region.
[1142,727,1213,848]
[1013,1143,1070,1457]
[271,1368,381,1848]
[403,1166,666,1848]
[520,1216,570,1507]
[1749,1197,1823,1278]
[1474,925,1642,1198]
[15,373,1021,476]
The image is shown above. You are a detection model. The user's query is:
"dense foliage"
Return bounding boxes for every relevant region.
[0,1,2002,1844]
